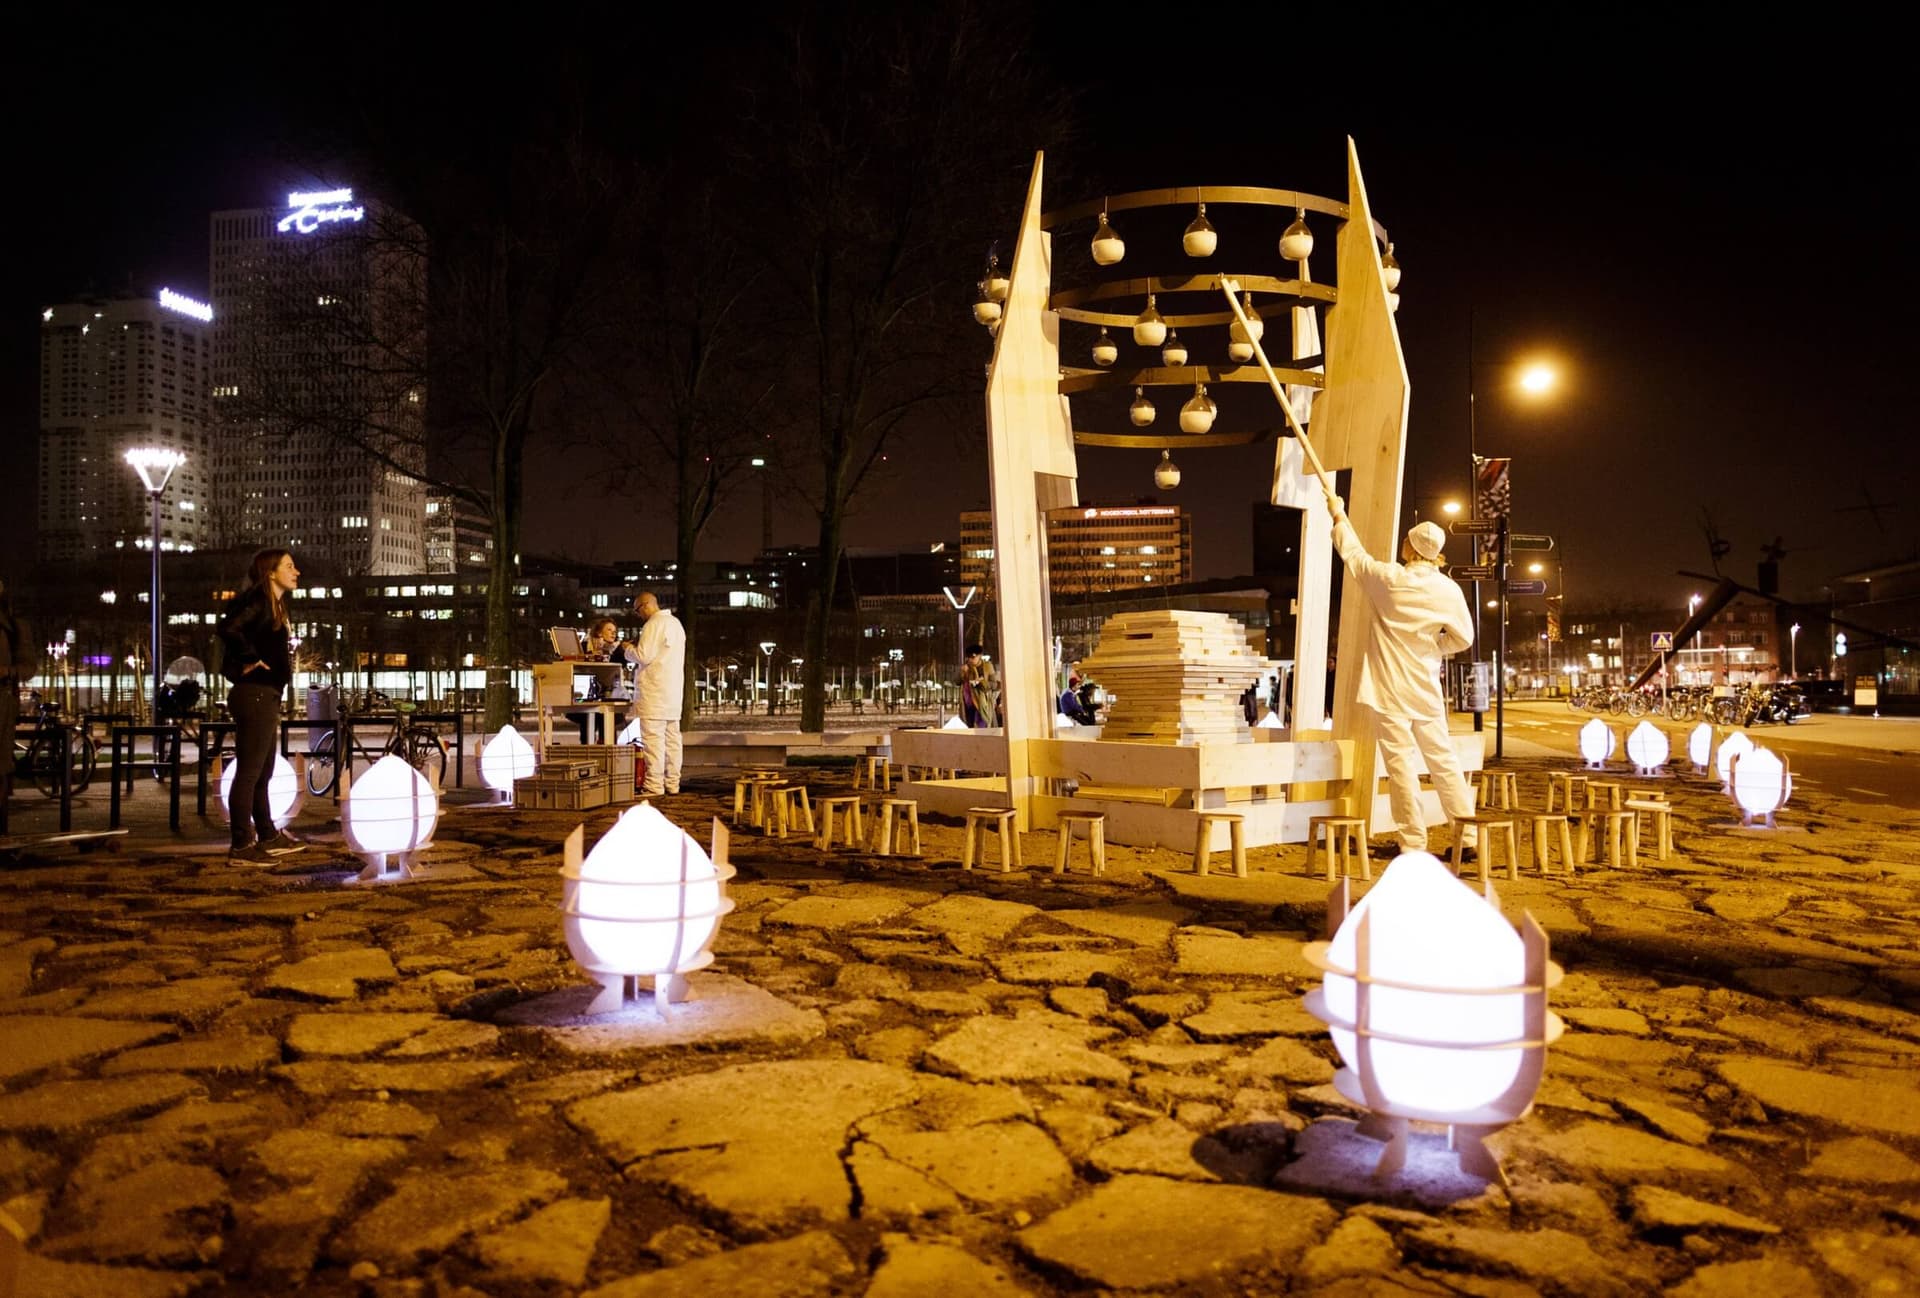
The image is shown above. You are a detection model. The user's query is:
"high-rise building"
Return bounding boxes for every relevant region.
[209,185,427,574]
[424,492,493,574]
[37,292,215,561]
[959,502,1192,595]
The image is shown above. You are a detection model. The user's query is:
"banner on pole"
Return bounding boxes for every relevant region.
[1473,455,1512,519]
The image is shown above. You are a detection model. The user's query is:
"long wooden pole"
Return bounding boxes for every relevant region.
[1219,278,1338,499]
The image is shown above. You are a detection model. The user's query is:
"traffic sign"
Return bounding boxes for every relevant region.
[1651,631,1674,651]
[1506,580,1548,596]
[1448,520,1501,535]
[1509,533,1556,551]
[1452,565,1497,581]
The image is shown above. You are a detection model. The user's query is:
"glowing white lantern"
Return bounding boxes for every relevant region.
[1055,713,1077,729]
[1578,718,1615,769]
[561,805,737,1014]
[1090,211,1125,266]
[1688,722,1713,773]
[1714,730,1754,789]
[1304,853,1563,1182]
[1624,721,1669,776]
[479,726,537,804]
[217,753,302,829]
[1729,746,1792,828]
[341,754,438,883]
[1256,710,1284,730]
[942,715,969,731]
[617,718,642,746]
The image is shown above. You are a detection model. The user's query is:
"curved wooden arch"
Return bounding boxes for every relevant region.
[1073,428,1279,449]
[1057,364,1325,396]
[1052,273,1337,327]
[1041,184,1390,243]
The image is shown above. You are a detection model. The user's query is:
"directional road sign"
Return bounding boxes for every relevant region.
[1448,520,1501,535]
[1506,580,1548,596]
[1651,631,1674,651]
[1509,533,1556,551]
[1452,564,1497,581]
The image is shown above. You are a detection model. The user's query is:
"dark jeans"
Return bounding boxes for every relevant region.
[227,682,283,848]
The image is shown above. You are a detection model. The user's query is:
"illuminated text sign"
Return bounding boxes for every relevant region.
[157,288,213,322]
[278,188,366,235]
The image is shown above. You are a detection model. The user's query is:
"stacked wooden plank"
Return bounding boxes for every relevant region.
[1080,611,1280,745]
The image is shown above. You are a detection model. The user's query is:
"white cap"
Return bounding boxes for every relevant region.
[1408,521,1447,561]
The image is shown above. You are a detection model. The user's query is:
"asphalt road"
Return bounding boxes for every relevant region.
[1488,699,1920,812]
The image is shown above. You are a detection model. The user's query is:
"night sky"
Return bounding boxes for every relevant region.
[8,10,1915,612]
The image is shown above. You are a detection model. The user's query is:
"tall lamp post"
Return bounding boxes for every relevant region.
[758,641,776,716]
[943,585,977,677]
[1789,622,1800,680]
[125,448,186,723]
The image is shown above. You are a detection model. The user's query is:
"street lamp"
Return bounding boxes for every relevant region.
[758,641,776,716]
[1789,622,1800,679]
[125,447,186,723]
[943,585,977,683]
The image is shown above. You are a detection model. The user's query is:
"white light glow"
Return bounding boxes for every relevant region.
[942,715,969,730]
[1730,746,1791,826]
[1316,853,1529,1114]
[1055,713,1077,729]
[1578,718,1615,767]
[1715,731,1754,787]
[1688,723,1712,770]
[1256,710,1284,729]
[562,803,736,982]
[479,726,537,799]
[342,754,438,857]
[157,288,213,322]
[1625,720,1669,775]
[219,753,301,829]
[124,446,187,493]
[278,187,365,234]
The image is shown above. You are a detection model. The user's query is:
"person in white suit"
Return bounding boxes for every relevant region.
[1325,494,1478,857]
[628,591,686,796]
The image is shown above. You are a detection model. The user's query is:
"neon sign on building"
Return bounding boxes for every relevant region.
[157,288,213,322]
[278,188,366,235]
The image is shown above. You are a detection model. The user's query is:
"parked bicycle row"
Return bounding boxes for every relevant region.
[1567,681,1809,725]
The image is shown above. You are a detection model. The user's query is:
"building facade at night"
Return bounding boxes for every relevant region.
[959,502,1192,595]
[209,186,427,575]
[37,293,215,561]
[424,492,493,574]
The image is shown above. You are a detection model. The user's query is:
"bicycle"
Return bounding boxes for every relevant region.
[305,690,448,797]
[15,703,98,797]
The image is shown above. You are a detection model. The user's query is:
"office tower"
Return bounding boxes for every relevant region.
[960,502,1193,595]
[209,185,427,574]
[37,291,214,560]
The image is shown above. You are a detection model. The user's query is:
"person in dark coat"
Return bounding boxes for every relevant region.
[215,549,307,863]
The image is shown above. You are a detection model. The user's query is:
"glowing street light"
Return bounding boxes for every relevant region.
[125,447,186,723]
[1441,500,1462,517]
[1789,623,1801,679]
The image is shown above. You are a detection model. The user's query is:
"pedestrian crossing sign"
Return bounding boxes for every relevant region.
[1651,631,1674,651]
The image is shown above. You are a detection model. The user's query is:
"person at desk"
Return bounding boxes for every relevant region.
[569,617,636,742]
[628,592,685,796]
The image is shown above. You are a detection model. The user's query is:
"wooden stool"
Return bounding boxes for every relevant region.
[1449,812,1520,882]
[963,807,1020,872]
[768,785,814,839]
[1477,770,1520,810]
[1545,773,1589,815]
[748,778,788,831]
[814,795,864,851]
[1576,809,1639,867]
[1054,811,1107,876]
[854,756,893,792]
[1529,814,1576,874]
[1193,811,1247,878]
[1624,798,1672,861]
[1586,781,1626,812]
[870,798,921,857]
[733,772,782,826]
[1307,815,1369,881]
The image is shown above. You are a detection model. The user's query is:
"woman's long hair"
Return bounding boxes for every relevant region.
[247,548,290,630]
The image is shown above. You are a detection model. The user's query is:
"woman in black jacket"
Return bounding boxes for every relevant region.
[216,549,304,863]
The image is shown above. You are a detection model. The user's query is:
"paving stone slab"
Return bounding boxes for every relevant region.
[11,1254,212,1298]
[848,1141,964,1219]
[308,1100,439,1139]
[922,1016,1130,1085]
[1717,1057,1920,1136]
[1800,1134,1920,1183]
[473,1196,610,1287]
[1608,1094,1714,1147]
[70,977,249,1024]
[1044,902,1193,947]
[1731,966,1864,998]
[1018,1173,1337,1289]
[0,1073,203,1133]
[98,1034,281,1076]
[285,1011,441,1057]
[270,1060,516,1096]
[581,1230,855,1298]
[0,1015,172,1083]
[866,1237,1033,1298]
[1274,1119,1503,1209]
[51,1158,228,1265]
[498,974,825,1052]
[1403,1223,1651,1296]
[1627,1185,1778,1235]
[262,949,399,1000]
[1666,1256,1823,1298]
[1184,995,1325,1041]
[1519,1119,1741,1183]
[384,1019,501,1056]
[908,894,1040,940]
[1086,1116,1270,1183]
[1296,1213,1402,1285]
[1173,932,1318,978]
[988,950,1137,985]
[334,1165,566,1265]
[1809,1228,1920,1294]
[1227,1036,1337,1085]
[764,893,918,930]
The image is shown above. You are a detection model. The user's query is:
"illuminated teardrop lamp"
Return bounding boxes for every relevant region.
[479,725,538,804]
[1227,291,1263,363]
[1179,383,1216,434]
[1578,717,1615,770]
[972,281,1002,327]
[1182,200,1217,257]
[560,804,737,1014]
[1133,293,1167,346]
[1714,730,1754,790]
[1728,746,1792,828]
[217,753,303,829]
[1091,208,1126,266]
[1304,853,1565,1183]
[982,251,1010,302]
[1687,722,1713,774]
[1091,327,1118,367]
[1154,449,1181,490]
[1129,386,1156,427]
[1624,720,1669,776]
[1380,241,1402,291]
[1161,330,1188,367]
[342,753,439,884]
[1279,207,1315,261]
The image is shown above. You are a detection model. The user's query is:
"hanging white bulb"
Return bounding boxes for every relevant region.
[1182,201,1217,257]
[1091,327,1118,367]
[1161,330,1188,367]
[1129,386,1156,427]
[1132,293,1166,346]
[1154,449,1182,490]
[1228,291,1261,362]
[984,252,1010,302]
[1091,210,1126,266]
[972,282,1001,326]
[1179,383,1216,434]
[1279,207,1314,261]
[1228,339,1254,364]
[986,318,1001,337]
[1387,291,1401,314]
[1381,242,1402,292]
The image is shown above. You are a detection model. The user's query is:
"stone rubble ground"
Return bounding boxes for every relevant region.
[1,754,1918,1297]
